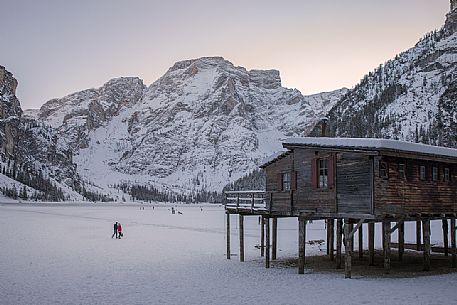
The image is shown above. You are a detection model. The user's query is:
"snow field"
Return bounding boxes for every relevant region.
[1,204,456,305]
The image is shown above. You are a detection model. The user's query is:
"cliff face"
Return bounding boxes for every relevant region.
[38,77,145,150]
[0,66,86,201]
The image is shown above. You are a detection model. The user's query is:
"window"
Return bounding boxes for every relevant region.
[420,166,426,181]
[318,159,328,188]
[380,162,388,179]
[445,168,450,182]
[398,163,406,179]
[282,172,291,191]
[432,167,438,181]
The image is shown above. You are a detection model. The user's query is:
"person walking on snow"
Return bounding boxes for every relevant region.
[117,223,123,239]
[112,222,118,239]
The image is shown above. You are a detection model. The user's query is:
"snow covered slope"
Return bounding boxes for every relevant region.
[325,8,457,147]
[37,57,346,193]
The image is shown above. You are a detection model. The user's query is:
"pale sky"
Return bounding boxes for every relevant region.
[0,0,451,109]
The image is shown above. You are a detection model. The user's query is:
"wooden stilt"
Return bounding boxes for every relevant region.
[423,219,431,271]
[442,219,449,257]
[344,221,352,279]
[298,217,306,274]
[451,218,456,268]
[350,223,354,254]
[383,221,391,274]
[239,215,244,262]
[398,222,405,262]
[368,222,375,266]
[336,219,343,269]
[326,220,330,255]
[416,219,422,251]
[329,219,335,261]
[226,213,231,260]
[272,218,277,260]
[260,216,265,257]
[358,224,363,259]
[266,217,270,268]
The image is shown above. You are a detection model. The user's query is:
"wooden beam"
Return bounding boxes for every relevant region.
[416,219,422,251]
[344,221,352,279]
[329,219,335,261]
[261,216,265,257]
[389,221,403,234]
[398,222,405,262]
[226,213,231,260]
[298,217,306,274]
[239,215,244,262]
[358,224,363,259]
[272,218,278,260]
[336,219,343,269]
[451,218,456,268]
[348,219,365,240]
[423,219,431,271]
[442,219,449,257]
[266,217,270,268]
[383,221,391,274]
[368,222,375,266]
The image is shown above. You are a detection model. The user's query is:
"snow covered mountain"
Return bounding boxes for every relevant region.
[0,65,86,201]
[35,57,346,194]
[324,7,457,147]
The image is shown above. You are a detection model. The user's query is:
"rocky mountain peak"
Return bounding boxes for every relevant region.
[0,65,22,119]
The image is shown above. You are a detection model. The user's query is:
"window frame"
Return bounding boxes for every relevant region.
[379,161,388,179]
[432,166,438,182]
[282,172,291,191]
[398,163,406,180]
[444,167,450,182]
[318,159,329,189]
[420,165,426,181]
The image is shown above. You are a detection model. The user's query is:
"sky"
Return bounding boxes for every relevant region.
[0,0,451,109]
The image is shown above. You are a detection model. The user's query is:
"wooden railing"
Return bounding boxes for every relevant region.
[224,190,267,213]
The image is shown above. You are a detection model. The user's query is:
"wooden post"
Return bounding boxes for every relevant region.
[416,219,422,251]
[266,217,270,268]
[226,213,231,259]
[239,215,244,262]
[358,224,363,259]
[368,222,375,266]
[350,223,354,254]
[326,220,330,255]
[442,219,449,257]
[383,221,391,274]
[336,219,343,269]
[272,218,278,260]
[398,222,405,262]
[423,219,431,271]
[344,221,352,278]
[298,217,306,274]
[260,216,265,257]
[451,218,456,268]
[329,219,335,261]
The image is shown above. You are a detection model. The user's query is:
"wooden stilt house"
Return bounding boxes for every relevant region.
[224,137,457,278]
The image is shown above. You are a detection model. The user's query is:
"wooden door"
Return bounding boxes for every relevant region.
[336,153,373,214]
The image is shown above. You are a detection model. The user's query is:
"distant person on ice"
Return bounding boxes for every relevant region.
[112,222,118,239]
[117,223,123,239]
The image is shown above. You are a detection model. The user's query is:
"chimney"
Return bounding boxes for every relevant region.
[320,117,329,137]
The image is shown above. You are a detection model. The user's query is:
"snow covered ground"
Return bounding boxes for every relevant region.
[1,203,456,305]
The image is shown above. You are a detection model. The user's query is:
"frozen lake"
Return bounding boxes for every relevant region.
[1,203,456,305]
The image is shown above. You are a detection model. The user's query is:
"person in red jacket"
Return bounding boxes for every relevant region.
[117,223,123,239]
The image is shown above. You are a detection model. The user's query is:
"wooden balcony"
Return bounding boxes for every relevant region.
[224,190,267,214]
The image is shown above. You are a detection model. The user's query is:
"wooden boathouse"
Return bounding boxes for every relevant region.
[224,137,457,278]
